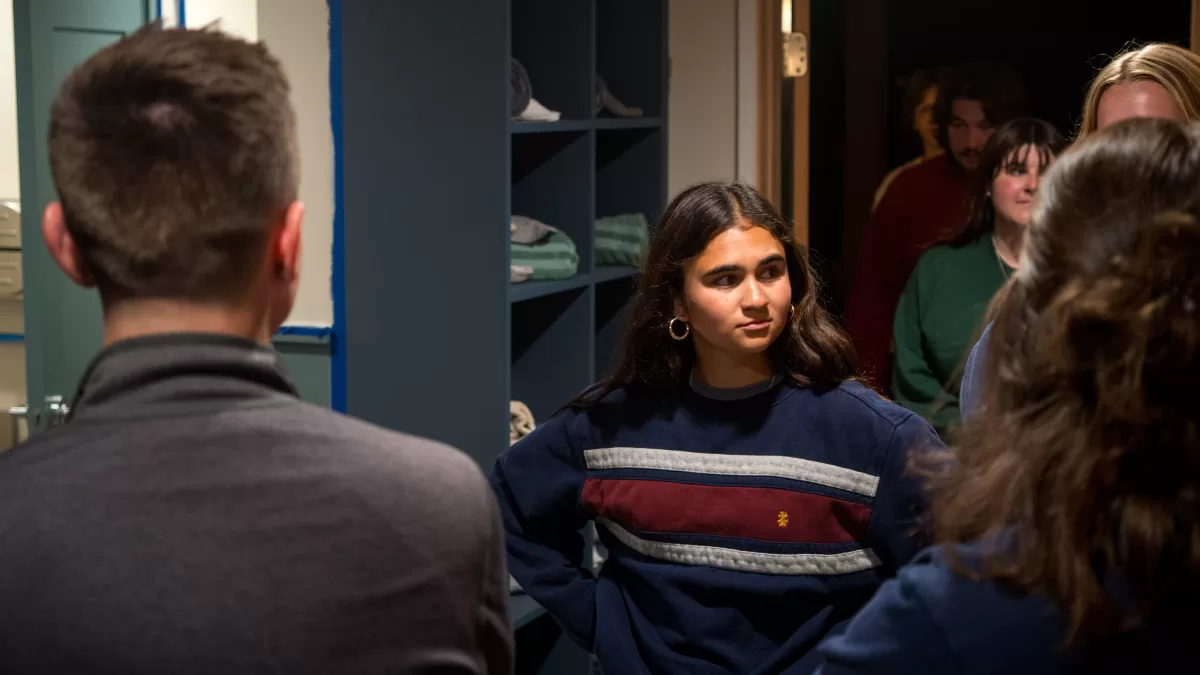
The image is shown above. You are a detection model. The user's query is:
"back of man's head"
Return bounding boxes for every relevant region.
[47,24,299,306]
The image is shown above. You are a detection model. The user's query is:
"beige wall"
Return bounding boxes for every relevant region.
[668,0,738,198]
[258,0,334,326]
[667,0,757,199]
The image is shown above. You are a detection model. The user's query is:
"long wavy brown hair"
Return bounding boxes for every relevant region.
[570,181,856,408]
[928,118,1200,652]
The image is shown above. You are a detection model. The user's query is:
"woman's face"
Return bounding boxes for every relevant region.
[914,85,939,149]
[1096,81,1183,129]
[991,144,1050,228]
[674,221,792,362]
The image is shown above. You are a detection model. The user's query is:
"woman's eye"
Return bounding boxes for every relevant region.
[714,275,736,287]
[760,266,783,280]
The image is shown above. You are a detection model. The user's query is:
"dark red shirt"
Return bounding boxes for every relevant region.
[846,155,971,394]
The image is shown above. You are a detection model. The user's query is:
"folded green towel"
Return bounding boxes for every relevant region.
[510,230,580,281]
[596,213,650,267]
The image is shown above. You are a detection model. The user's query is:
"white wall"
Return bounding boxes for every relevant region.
[0,3,23,418]
[256,0,334,326]
[0,2,18,200]
[185,0,257,41]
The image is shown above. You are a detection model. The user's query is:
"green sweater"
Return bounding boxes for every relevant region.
[892,235,1011,431]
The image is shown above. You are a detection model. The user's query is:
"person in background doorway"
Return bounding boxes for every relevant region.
[872,68,944,211]
[847,62,1027,394]
[817,117,1200,675]
[960,43,1200,422]
[491,181,942,675]
[893,118,1065,433]
[0,25,512,674]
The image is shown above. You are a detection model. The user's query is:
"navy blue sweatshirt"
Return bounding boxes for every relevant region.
[490,379,942,674]
[816,544,1193,674]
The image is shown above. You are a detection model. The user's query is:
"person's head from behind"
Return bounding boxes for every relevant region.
[930,117,1200,651]
[949,118,1066,248]
[934,62,1029,172]
[1080,43,1200,138]
[44,24,303,343]
[572,181,855,406]
[902,68,940,157]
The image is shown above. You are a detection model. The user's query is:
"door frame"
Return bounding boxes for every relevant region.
[1192,0,1200,52]
[754,0,808,248]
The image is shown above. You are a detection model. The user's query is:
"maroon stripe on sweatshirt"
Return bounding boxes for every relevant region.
[581,478,871,544]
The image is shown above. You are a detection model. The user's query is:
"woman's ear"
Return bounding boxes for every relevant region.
[672,295,688,321]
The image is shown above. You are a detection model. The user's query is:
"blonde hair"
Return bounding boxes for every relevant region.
[1078,43,1200,140]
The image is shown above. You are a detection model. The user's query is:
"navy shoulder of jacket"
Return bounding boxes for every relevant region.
[816,542,1075,675]
[960,323,991,423]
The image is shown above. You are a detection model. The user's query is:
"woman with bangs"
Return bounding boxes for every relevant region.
[892,118,1065,431]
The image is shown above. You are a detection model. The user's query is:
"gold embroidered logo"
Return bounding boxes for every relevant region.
[777,511,789,527]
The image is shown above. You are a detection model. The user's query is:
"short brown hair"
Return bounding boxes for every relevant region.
[48,23,298,301]
[926,118,1200,655]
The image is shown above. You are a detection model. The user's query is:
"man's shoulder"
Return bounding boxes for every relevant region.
[280,401,489,497]
[8,399,492,521]
[890,153,951,188]
[872,155,953,220]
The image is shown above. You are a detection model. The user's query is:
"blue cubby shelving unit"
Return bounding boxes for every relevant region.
[334,1,666,672]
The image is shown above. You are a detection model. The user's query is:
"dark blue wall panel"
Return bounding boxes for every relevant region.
[336,0,510,465]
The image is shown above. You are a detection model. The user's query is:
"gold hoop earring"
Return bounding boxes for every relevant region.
[668,317,690,341]
[788,304,795,319]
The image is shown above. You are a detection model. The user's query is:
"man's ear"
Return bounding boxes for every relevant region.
[42,202,94,288]
[273,201,304,283]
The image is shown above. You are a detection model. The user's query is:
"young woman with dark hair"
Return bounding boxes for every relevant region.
[491,181,942,674]
[819,118,1200,674]
[893,118,1065,431]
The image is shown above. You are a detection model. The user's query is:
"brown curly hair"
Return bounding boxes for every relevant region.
[926,117,1200,649]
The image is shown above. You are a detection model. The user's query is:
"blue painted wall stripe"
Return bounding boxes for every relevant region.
[276,325,333,340]
[328,0,347,413]
[177,0,185,27]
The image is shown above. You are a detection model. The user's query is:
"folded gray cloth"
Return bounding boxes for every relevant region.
[511,59,532,118]
[510,215,556,244]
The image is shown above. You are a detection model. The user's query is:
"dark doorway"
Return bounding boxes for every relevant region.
[885,0,1191,174]
[809,0,1193,318]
